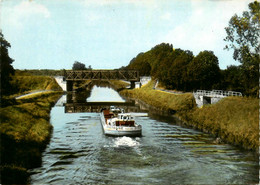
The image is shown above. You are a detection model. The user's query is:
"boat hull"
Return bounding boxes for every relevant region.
[103,128,142,137]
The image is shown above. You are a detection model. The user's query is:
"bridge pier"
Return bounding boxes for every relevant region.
[130,81,136,89]
[67,81,73,92]
[211,97,222,104]
[194,95,222,108]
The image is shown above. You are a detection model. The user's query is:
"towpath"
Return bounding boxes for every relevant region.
[153,80,186,95]
[16,76,65,99]
[15,90,53,99]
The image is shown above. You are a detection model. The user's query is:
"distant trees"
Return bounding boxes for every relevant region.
[72,61,92,70]
[0,31,15,96]
[127,43,221,92]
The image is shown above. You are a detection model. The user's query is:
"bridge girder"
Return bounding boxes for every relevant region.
[64,70,140,81]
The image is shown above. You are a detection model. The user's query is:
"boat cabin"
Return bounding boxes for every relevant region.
[115,114,135,127]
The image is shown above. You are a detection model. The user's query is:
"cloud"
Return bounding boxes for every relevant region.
[4,1,50,28]
[162,0,251,53]
[15,1,50,18]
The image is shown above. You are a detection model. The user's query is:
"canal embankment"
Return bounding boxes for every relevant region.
[1,72,63,184]
[112,80,259,152]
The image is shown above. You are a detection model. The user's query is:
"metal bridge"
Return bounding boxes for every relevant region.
[64,70,139,81]
[194,90,242,98]
[63,70,140,91]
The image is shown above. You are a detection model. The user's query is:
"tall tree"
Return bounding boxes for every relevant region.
[0,31,15,96]
[224,1,260,96]
[224,1,260,64]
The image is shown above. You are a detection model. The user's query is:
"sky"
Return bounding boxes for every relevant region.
[0,0,253,70]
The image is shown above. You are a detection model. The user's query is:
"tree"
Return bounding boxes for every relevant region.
[224,1,259,96]
[0,31,15,96]
[128,53,151,76]
[188,51,221,90]
[224,1,260,64]
[221,65,244,92]
[168,50,194,91]
[72,61,86,70]
[149,43,174,77]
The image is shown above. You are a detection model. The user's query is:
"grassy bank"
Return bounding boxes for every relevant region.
[109,80,130,91]
[120,81,196,112]
[115,80,259,152]
[178,97,259,151]
[1,73,63,184]
[9,71,62,97]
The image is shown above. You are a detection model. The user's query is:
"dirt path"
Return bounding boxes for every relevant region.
[15,90,52,99]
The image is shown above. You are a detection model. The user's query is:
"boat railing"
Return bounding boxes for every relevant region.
[105,125,141,130]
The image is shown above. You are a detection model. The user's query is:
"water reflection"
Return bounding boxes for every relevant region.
[87,85,125,102]
[64,101,138,113]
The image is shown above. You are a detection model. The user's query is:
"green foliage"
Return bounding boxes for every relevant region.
[120,80,196,112]
[0,31,15,96]
[0,92,62,184]
[0,92,61,144]
[224,1,260,64]
[72,61,91,70]
[167,50,193,90]
[128,53,151,76]
[127,43,221,92]
[19,69,64,76]
[223,1,259,96]
[188,51,221,90]
[179,97,259,151]
[221,65,244,92]
[10,71,62,95]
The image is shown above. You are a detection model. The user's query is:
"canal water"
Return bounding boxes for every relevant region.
[30,86,259,184]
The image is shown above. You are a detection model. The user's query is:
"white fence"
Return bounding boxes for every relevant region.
[194,90,242,98]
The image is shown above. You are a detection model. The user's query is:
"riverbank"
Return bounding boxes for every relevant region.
[1,73,63,184]
[115,80,259,152]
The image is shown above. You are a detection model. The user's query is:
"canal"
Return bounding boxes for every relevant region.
[30,85,259,184]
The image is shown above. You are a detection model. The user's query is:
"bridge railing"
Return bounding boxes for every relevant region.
[194,90,242,97]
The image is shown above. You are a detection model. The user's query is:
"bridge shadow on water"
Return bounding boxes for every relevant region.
[64,101,140,113]
[64,80,143,113]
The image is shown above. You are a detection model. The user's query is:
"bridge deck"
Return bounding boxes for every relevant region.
[64,70,139,81]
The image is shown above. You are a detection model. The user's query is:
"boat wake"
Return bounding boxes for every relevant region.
[114,136,140,147]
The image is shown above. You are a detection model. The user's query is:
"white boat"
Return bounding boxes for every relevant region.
[100,108,142,136]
